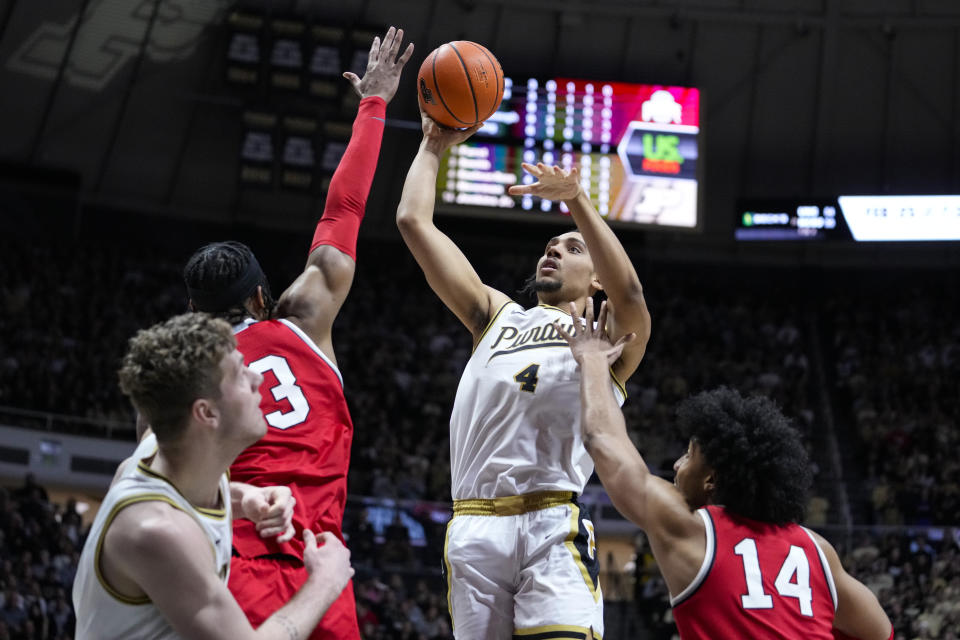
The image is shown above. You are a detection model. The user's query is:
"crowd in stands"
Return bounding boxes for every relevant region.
[842,530,960,640]
[0,239,186,426]
[0,233,830,504]
[5,467,959,640]
[0,468,463,639]
[830,285,960,526]
[341,257,826,505]
[2,228,958,637]
[0,477,79,640]
[0,231,824,499]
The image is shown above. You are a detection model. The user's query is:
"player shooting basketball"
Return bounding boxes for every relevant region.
[395,109,651,639]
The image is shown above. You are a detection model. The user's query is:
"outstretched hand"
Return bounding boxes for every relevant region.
[508,162,582,201]
[555,300,635,367]
[343,26,415,103]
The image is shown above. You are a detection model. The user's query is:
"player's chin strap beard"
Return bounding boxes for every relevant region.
[533,279,562,293]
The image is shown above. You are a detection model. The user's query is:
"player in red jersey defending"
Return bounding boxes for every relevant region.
[181,26,413,640]
[557,301,892,640]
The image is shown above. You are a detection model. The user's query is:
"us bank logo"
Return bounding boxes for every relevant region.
[6,0,229,91]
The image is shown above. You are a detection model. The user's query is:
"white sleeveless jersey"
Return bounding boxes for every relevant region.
[73,434,233,640]
[450,303,626,500]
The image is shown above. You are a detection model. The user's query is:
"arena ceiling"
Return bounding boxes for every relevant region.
[0,0,958,244]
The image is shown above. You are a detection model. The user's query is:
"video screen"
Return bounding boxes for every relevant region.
[736,196,960,242]
[437,78,701,229]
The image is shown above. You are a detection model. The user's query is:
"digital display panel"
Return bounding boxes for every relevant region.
[239,109,350,192]
[224,11,375,102]
[838,195,960,241]
[438,78,701,229]
[227,11,369,193]
[736,196,960,242]
[736,199,849,241]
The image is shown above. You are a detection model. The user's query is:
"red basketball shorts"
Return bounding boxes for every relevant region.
[228,554,360,640]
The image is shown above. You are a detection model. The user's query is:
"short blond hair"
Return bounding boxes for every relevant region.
[118,313,235,444]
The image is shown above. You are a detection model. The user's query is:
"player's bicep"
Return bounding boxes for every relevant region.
[304,245,356,299]
[812,533,892,640]
[591,436,651,525]
[398,218,508,334]
[608,298,652,382]
[588,432,693,534]
[276,264,342,346]
[114,510,257,640]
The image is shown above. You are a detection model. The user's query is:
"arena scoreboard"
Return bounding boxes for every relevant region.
[736,196,960,242]
[223,9,704,221]
[437,78,701,229]
[225,9,375,193]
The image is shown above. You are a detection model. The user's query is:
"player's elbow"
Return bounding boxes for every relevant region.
[584,432,641,483]
[603,466,651,528]
[608,490,647,529]
[396,206,424,235]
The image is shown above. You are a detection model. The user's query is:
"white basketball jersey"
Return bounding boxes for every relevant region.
[450,303,626,500]
[73,434,233,640]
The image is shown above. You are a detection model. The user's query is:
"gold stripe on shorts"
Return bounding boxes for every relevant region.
[453,491,575,516]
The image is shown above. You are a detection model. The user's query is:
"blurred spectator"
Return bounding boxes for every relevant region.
[0,475,78,640]
[1,231,957,638]
[830,286,960,525]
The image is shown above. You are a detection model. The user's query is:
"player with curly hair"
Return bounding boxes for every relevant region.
[73,313,354,640]
[557,301,892,640]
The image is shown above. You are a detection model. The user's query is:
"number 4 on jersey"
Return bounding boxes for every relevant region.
[514,364,540,393]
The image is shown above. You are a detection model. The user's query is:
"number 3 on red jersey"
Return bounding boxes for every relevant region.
[249,355,310,429]
[734,537,814,616]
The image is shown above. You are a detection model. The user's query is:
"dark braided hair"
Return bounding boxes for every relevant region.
[183,241,276,326]
[677,387,811,525]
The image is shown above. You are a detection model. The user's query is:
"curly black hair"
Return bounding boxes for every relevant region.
[677,387,811,525]
[183,241,275,325]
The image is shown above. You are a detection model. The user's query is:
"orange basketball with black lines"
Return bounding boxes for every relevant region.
[417,41,504,129]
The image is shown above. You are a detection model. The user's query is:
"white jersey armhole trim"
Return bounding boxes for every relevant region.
[473,301,522,352]
[670,508,715,607]
[612,376,626,405]
[276,318,344,386]
[234,318,255,333]
[801,526,838,611]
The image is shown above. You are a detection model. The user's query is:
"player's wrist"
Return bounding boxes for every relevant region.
[564,184,587,204]
[358,95,387,109]
[421,137,449,156]
[579,352,610,368]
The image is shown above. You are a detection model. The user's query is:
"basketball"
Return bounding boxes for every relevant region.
[417,41,504,129]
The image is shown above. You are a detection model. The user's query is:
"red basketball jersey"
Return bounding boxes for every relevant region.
[672,505,837,639]
[230,318,353,558]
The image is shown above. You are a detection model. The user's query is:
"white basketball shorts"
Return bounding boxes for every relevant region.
[442,491,603,640]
